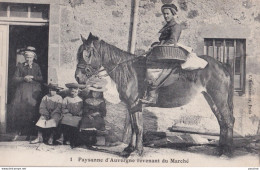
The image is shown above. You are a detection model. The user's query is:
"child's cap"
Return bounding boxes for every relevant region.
[65,83,86,89]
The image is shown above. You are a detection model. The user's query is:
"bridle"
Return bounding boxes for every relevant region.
[76,44,141,78]
[76,43,144,110]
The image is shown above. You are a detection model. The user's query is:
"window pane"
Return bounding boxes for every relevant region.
[235,57,241,74]
[0,3,8,17]
[10,4,28,17]
[31,5,49,19]
[226,40,234,47]
[204,39,213,46]
[234,75,241,89]
[215,40,223,47]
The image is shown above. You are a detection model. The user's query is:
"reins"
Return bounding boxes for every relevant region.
[96,57,140,77]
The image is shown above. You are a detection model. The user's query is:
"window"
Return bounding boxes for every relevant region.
[204,38,246,95]
[0,3,8,17]
[30,4,49,19]
[0,3,49,22]
[10,4,28,18]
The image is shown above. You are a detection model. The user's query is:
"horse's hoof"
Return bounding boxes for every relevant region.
[120,151,131,158]
[129,150,144,157]
[137,150,144,156]
[123,145,135,153]
[222,151,233,158]
[218,146,233,158]
[219,154,231,160]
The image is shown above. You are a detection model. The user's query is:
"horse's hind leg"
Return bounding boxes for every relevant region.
[202,91,235,157]
[121,111,143,157]
[123,111,143,156]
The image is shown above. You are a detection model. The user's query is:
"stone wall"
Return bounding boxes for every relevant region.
[49,0,260,139]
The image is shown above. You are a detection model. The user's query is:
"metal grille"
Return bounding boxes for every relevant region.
[204,38,246,94]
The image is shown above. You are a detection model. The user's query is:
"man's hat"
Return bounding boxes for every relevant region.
[65,83,86,89]
[44,83,63,91]
[161,4,178,15]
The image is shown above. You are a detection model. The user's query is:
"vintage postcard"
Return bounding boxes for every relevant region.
[0,0,259,167]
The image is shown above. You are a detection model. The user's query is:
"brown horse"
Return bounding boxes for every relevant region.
[75,33,235,157]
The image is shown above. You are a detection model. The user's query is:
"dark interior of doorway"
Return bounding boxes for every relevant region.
[7,25,49,132]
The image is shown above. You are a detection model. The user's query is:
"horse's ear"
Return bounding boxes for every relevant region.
[80,34,88,44]
[88,32,99,41]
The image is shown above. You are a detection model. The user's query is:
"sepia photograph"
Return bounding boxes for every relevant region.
[0,0,259,167]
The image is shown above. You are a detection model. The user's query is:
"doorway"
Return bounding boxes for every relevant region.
[7,25,49,133]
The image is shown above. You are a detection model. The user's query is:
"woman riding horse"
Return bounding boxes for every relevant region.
[141,3,207,104]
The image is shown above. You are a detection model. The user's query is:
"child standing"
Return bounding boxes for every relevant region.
[30,83,63,145]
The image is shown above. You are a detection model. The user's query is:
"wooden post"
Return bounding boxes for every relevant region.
[128,0,139,54]
[124,0,140,143]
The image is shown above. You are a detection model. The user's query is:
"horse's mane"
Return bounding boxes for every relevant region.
[99,40,137,92]
[77,44,85,63]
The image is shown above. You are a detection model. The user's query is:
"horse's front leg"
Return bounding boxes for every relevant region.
[123,113,136,153]
[132,111,144,156]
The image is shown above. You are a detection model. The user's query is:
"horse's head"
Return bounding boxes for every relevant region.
[75,32,102,84]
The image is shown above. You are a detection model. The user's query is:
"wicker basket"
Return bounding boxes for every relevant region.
[147,46,189,61]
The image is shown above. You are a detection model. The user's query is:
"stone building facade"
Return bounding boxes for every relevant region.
[0,0,259,139]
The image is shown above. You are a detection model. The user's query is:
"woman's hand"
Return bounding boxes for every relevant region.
[24,75,33,82]
[91,112,100,117]
[44,115,51,120]
[24,76,30,82]
[159,40,165,45]
[88,115,94,120]
[28,75,34,81]
[41,114,50,120]
[151,42,160,47]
